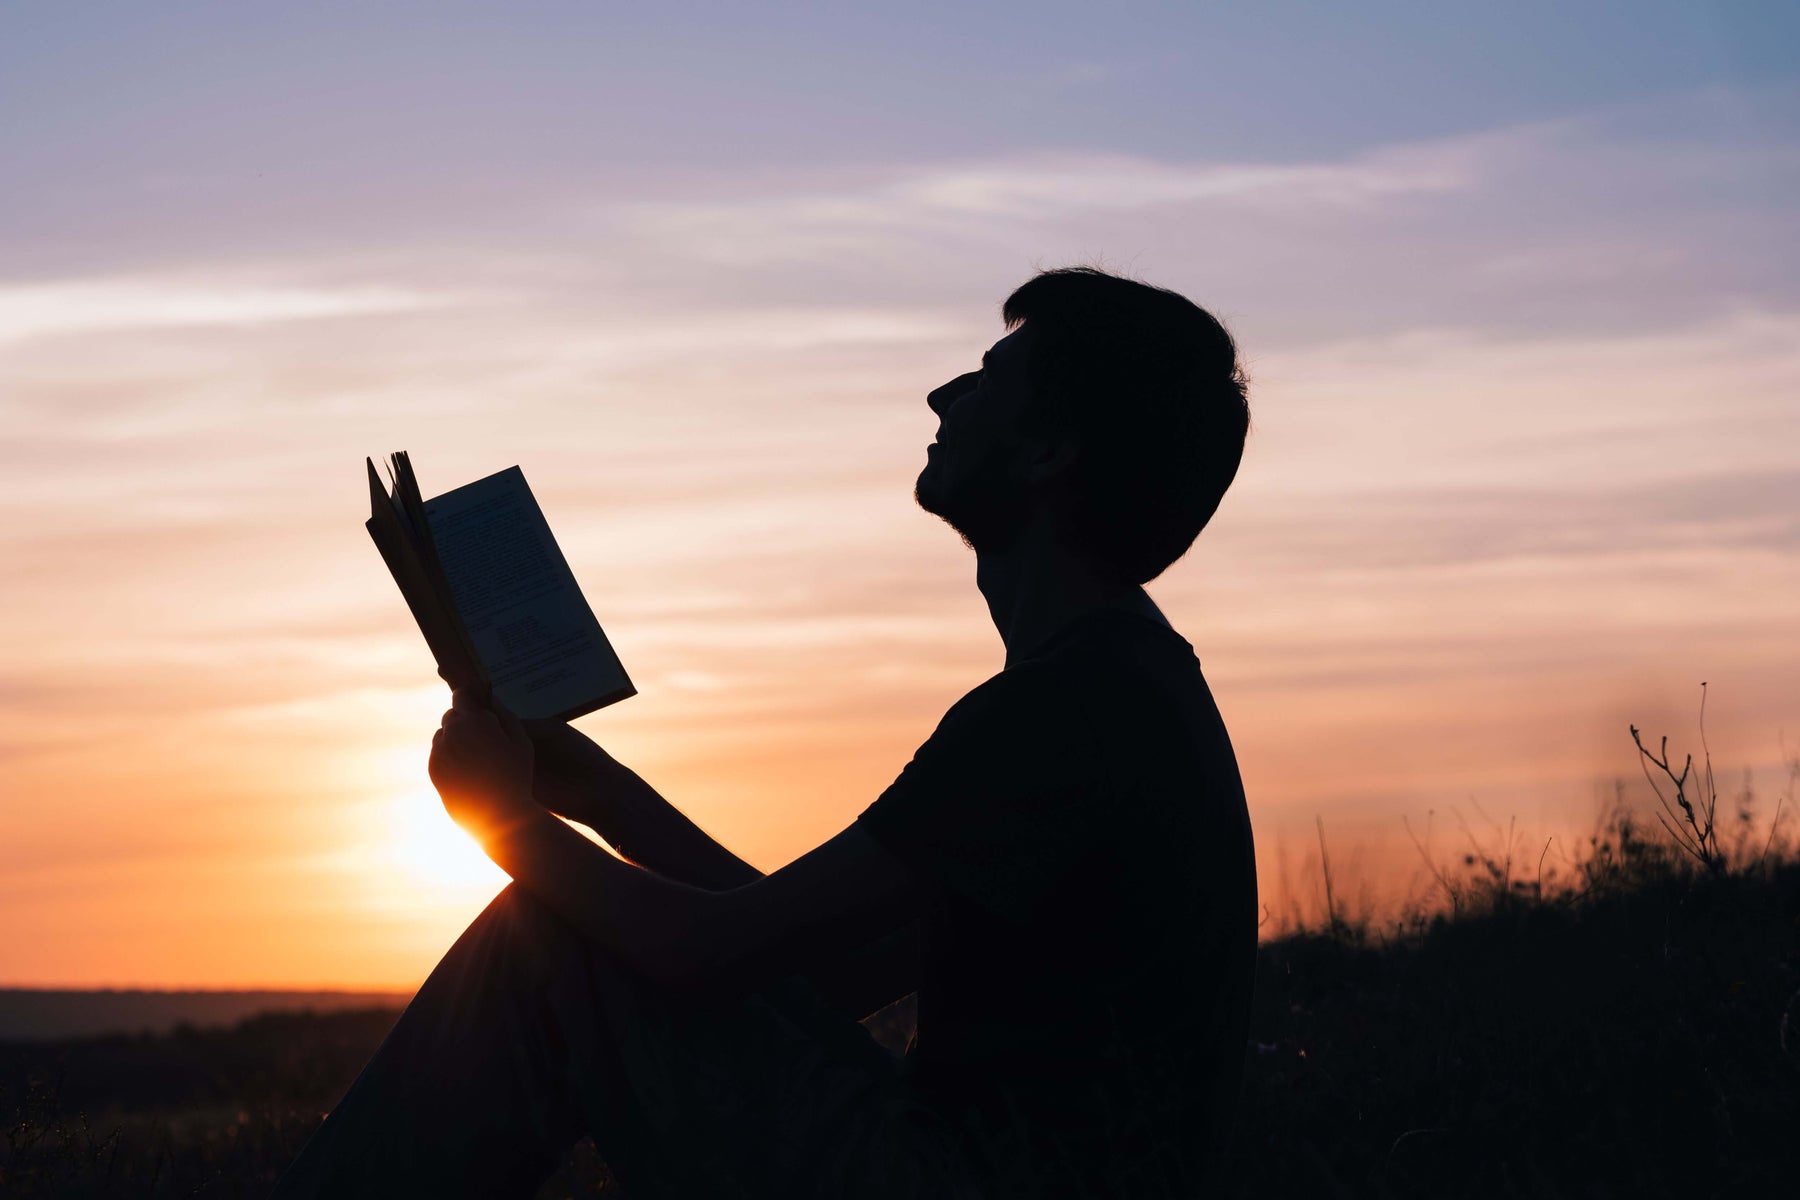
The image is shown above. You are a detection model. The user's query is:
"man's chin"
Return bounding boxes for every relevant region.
[912,469,945,518]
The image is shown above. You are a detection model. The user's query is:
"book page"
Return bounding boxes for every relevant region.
[364,457,484,693]
[423,467,635,721]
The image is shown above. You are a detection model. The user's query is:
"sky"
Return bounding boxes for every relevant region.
[3,2,1797,988]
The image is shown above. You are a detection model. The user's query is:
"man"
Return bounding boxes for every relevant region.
[274,266,1257,1199]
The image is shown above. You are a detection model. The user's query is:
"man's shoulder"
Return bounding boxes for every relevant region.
[947,649,1074,707]
[930,626,1199,748]
[916,664,1085,769]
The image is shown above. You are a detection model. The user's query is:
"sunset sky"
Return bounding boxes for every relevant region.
[4,2,1797,989]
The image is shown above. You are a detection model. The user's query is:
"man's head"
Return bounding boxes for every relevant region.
[914,266,1250,585]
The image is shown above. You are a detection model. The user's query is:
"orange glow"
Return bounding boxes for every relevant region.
[4,93,1798,990]
[383,787,512,894]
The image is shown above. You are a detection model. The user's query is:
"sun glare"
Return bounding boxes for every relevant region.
[386,787,511,892]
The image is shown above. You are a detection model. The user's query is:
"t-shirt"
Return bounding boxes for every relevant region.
[857,607,1257,1199]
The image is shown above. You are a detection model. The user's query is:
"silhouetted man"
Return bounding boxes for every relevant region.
[275,267,1257,1199]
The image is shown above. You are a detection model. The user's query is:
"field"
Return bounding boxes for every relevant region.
[6,800,1797,1197]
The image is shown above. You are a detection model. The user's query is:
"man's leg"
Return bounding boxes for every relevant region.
[272,884,977,1200]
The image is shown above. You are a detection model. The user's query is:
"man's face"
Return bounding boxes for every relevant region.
[913,327,1043,552]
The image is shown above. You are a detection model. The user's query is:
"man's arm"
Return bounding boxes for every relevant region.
[526,720,762,891]
[434,694,935,1004]
[528,720,925,1015]
[492,811,930,1004]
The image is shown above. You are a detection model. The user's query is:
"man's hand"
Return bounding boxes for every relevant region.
[516,715,597,780]
[428,690,537,843]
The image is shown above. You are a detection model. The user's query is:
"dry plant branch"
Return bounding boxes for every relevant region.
[1316,815,1343,936]
[1630,682,1722,874]
[1760,734,1798,870]
[1402,812,1461,916]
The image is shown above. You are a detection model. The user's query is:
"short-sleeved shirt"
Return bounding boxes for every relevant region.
[857,607,1257,1199]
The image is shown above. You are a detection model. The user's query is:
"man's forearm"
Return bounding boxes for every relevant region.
[531,726,761,891]
[486,803,737,993]
[484,802,924,1007]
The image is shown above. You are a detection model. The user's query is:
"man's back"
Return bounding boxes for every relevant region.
[858,606,1258,1198]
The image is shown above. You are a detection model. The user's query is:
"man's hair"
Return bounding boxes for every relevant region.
[1003,266,1250,585]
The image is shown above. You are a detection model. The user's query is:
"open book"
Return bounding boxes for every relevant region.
[365,452,636,721]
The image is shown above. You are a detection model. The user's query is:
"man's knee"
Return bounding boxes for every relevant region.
[488,883,587,957]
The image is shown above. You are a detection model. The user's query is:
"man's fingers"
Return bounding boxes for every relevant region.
[492,703,529,743]
[445,693,501,722]
[439,701,514,751]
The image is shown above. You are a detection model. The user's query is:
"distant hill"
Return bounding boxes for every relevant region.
[0,988,411,1041]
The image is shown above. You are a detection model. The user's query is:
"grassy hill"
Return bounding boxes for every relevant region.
[5,814,1795,1198]
[0,990,413,1043]
[1224,850,1800,1195]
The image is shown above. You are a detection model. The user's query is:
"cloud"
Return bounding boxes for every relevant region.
[5,86,1799,984]
[0,278,466,347]
[1235,308,1800,495]
[601,149,1468,276]
[1215,468,1800,576]
[542,87,1798,346]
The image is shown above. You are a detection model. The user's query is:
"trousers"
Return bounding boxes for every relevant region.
[271,883,983,1199]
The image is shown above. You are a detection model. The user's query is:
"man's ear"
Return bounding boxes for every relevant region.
[1020,434,1080,486]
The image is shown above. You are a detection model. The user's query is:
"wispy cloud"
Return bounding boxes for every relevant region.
[4,86,1798,985]
[623,150,1467,245]
[0,278,467,347]
[559,89,1799,342]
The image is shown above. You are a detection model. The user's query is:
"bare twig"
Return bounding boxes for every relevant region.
[1316,815,1341,936]
[1699,680,1718,835]
[1759,735,1797,870]
[1759,793,1787,871]
[1631,685,1723,873]
[1402,812,1459,914]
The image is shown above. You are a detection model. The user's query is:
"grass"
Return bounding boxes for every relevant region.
[1219,697,1800,1197]
[1222,837,1800,1197]
[5,706,1797,1198]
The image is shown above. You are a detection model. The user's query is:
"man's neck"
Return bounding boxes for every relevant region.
[974,520,1169,668]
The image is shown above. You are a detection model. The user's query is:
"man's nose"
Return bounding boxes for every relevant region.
[927,371,981,417]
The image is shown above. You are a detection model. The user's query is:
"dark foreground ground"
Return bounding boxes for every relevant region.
[6,851,1797,1198]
